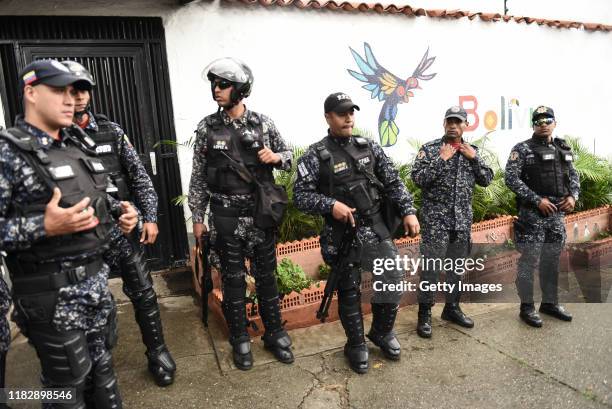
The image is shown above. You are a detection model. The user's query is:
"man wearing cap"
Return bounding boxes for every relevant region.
[294,92,420,374]
[0,59,139,408]
[61,60,176,387]
[411,105,493,338]
[189,58,294,370]
[505,106,579,327]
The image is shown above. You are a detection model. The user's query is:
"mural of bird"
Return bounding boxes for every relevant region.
[348,42,437,147]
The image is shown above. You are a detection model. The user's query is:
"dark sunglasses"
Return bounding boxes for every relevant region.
[213,79,232,90]
[533,118,554,127]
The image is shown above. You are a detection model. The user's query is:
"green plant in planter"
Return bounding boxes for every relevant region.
[564,136,612,211]
[276,258,314,296]
[275,146,325,243]
[318,263,331,280]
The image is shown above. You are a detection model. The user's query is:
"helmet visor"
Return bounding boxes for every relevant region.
[202,57,249,83]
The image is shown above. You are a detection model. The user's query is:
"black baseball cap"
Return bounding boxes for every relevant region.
[444,105,468,122]
[532,106,555,122]
[19,59,83,90]
[324,92,360,114]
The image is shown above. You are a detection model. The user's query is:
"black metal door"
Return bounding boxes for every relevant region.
[0,17,189,271]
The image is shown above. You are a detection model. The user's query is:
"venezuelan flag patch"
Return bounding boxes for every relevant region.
[22,70,37,85]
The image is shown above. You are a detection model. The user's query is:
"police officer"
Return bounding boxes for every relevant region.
[293,92,420,374]
[411,106,493,338]
[189,58,294,370]
[505,106,579,327]
[0,59,139,408]
[61,60,176,386]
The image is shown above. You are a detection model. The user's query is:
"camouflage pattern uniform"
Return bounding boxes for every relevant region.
[0,270,10,391]
[411,137,493,304]
[80,111,176,386]
[0,118,120,408]
[189,108,293,360]
[293,133,415,362]
[505,137,580,304]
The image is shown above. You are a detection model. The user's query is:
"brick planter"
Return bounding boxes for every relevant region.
[466,250,521,285]
[568,236,612,270]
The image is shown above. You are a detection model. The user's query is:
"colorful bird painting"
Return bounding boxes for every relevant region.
[348,42,437,147]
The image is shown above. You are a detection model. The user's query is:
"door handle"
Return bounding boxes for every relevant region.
[150,152,157,176]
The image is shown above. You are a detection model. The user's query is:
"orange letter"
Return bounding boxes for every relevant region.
[459,95,479,131]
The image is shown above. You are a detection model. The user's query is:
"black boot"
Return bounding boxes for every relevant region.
[338,289,368,374]
[258,288,294,364]
[441,303,474,328]
[417,303,432,338]
[539,303,572,321]
[519,303,543,327]
[367,303,401,361]
[222,294,253,370]
[133,289,176,386]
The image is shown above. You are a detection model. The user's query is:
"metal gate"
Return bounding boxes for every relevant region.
[0,16,189,271]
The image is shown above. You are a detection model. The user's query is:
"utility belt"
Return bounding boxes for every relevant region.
[11,258,104,295]
[210,198,254,218]
[518,195,566,209]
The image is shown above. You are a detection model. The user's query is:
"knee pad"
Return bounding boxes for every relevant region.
[253,235,277,276]
[219,240,246,277]
[131,288,158,312]
[27,324,92,386]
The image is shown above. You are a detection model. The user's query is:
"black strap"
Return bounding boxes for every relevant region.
[11,258,104,295]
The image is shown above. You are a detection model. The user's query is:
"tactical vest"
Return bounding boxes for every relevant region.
[0,127,113,265]
[521,137,573,198]
[85,114,131,200]
[314,136,393,240]
[205,112,273,195]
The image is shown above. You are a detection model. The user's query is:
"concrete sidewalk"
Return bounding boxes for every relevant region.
[6,294,611,409]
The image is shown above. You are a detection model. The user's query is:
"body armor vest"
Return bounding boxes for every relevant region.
[521,137,573,198]
[315,136,381,214]
[86,114,131,200]
[205,112,273,195]
[0,127,113,265]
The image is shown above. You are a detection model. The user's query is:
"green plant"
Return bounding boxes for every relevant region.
[564,136,612,211]
[318,263,331,280]
[275,146,325,243]
[276,258,314,295]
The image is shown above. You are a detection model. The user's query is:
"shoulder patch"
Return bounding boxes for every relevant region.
[510,151,519,161]
[416,150,426,160]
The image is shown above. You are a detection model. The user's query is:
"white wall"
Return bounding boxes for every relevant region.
[162,1,612,225]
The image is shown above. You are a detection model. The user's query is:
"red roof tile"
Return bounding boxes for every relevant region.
[224,0,612,32]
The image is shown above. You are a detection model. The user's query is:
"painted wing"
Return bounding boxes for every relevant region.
[347,42,403,102]
[410,47,437,82]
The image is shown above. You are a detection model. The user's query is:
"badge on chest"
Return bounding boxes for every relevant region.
[95,144,113,154]
[213,140,229,150]
[334,161,349,174]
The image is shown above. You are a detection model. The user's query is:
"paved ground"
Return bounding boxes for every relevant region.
[6,292,612,409]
